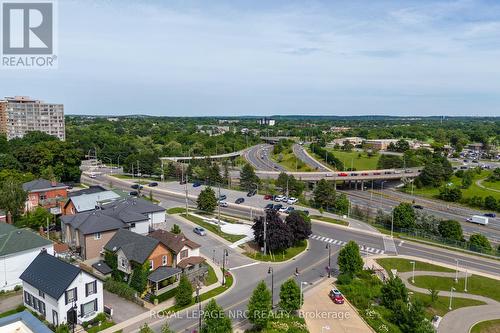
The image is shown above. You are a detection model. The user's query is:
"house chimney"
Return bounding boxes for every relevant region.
[51,181,57,187]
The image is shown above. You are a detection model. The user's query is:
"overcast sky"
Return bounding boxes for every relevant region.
[2,0,500,116]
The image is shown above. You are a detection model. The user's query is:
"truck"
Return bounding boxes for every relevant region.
[466,215,489,226]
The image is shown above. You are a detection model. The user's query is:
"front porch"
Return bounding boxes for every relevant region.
[147,266,182,296]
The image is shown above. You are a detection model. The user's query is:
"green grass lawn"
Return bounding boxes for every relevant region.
[481,180,500,191]
[183,214,246,243]
[326,149,381,170]
[272,152,313,172]
[204,265,218,286]
[310,215,349,226]
[376,258,454,275]
[0,306,25,319]
[412,293,484,317]
[411,274,500,302]
[404,170,500,202]
[86,321,116,333]
[167,207,188,214]
[243,240,308,262]
[471,319,500,333]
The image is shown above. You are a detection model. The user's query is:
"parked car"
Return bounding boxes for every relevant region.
[247,189,257,197]
[278,206,288,213]
[484,213,496,218]
[193,227,206,236]
[218,201,228,207]
[275,195,285,202]
[285,206,295,214]
[235,197,245,204]
[287,197,298,205]
[264,194,273,200]
[273,204,283,211]
[149,182,158,187]
[329,289,344,304]
[129,191,138,196]
[193,182,202,187]
[219,194,227,201]
[265,203,274,211]
[131,184,140,189]
[413,205,424,210]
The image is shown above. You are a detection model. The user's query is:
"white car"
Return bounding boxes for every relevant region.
[279,206,288,213]
[218,201,228,207]
[275,195,285,202]
[287,197,298,204]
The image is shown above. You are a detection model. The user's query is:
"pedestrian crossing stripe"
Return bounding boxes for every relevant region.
[310,234,385,255]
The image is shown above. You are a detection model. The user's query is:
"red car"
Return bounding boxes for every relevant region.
[338,173,348,177]
[264,194,273,200]
[373,172,381,175]
[329,289,344,304]
[361,172,369,176]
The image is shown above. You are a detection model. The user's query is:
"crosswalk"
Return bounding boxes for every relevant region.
[310,234,385,255]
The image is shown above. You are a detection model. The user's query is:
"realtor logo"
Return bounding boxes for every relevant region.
[1,1,57,68]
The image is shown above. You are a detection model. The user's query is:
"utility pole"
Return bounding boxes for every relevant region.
[184,173,189,217]
[218,184,221,232]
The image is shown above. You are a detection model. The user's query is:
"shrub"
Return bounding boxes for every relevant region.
[14,285,22,291]
[104,279,136,301]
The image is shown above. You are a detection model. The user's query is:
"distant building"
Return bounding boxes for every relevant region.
[364,139,399,151]
[0,96,65,141]
[196,125,230,136]
[330,126,351,133]
[467,143,484,151]
[330,137,365,147]
[22,179,68,214]
[258,118,276,126]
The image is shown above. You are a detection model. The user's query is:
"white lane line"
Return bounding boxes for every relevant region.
[228,262,260,271]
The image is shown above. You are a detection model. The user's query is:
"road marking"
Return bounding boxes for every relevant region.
[310,234,384,254]
[383,236,398,254]
[228,262,260,271]
[399,241,405,246]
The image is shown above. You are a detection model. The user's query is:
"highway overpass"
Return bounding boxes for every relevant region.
[160,148,249,162]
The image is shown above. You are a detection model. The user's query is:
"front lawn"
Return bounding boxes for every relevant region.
[86,321,116,333]
[376,258,454,275]
[242,240,307,262]
[183,214,246,243]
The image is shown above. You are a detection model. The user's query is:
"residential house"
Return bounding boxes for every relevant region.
[63,190,121,215]
[61,197,165,260]
[68,185,107,197]
[20,251,103,326]
[104,229,181,296]
[0,311,53,333]
[22,179,68,213]
[0,223,53,291]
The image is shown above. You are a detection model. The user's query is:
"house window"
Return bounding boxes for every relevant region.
[120,258,127,268]
[65,288,77,305]
[180,249,188,259]
[39,290,45,299]
[86,281,97,296]
[40,193,47,201]
[150,260,154,270]
[24,291,32,306]
[81,299,97,317]
[52,310,58,326]
[162,255,167,266]
[130,223,136,228]
[94,232,101,240]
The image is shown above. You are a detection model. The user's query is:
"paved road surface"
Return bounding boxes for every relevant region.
[292,144,332,172]
[242,144,285,172]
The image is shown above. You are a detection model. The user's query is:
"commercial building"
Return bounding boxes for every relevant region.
[0,96,65,140]
[364,139,400,151]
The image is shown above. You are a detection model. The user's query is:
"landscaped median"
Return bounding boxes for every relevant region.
[310,215,349,226]
[241,240,308,262]
[470,319,500,333]
[181,213,247,243]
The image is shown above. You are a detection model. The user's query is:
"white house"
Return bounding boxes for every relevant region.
[0,223,54,292]
[20,251,103,326]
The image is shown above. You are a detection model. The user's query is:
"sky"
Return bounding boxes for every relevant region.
[1,0,500,116]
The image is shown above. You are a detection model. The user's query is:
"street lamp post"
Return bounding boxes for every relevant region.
[222,249,229,285]
[449,287,456,310]
[391,208,394,238]
[455,259,459,283]
[196,283,202,333]
[268,267,274,308]
[300,281,308,307]
[464,268,468,292]
[410,261,416,283]
[326,243,332,278]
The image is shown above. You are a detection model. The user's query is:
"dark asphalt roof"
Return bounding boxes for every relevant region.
[104,229,159,264]
[148,266,182,283]
[68,185,107,197]
[149,230,200,254]
[0,223,52,256]
[22,178,67,192]
[0,311,53,333]
[92,261,113,275]
[19,251,81,300]
[101,197,165,215]
[61,211,128,235]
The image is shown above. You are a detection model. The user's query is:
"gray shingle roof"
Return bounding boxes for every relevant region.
[22,178,67,192]
[148,266,182,283]
[68,185,107,197]
[61,211,128,235]
[19,251,81,300]
[149,230,200,254]
[101,197,165,215]
[92,261,113,275]
[0,223,52,256]
[104,229,159,264]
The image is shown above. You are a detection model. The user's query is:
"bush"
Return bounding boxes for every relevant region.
[175,275,193,306]
[14,285,22,291]
[336,273,353,285]
[438,186,462,202]
[104,279,136,301]
[469,234,492,252]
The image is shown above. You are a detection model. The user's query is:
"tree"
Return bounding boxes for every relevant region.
[377,155,404,169]
[138,324,154,333]
[313,179,336,209]
[55,324,70,333]
[337,241,363,276]
[469,234,492,251]
[0,179,27,222]
[380,276,408,310]
[334,193,349,215]
[461,171,473,189]
[247,281,272,329]
[285,211,311,244]
[130,263,148,293]
[170,224,181,234]
[438,220,463,241]
[197,186,217,213]
[240,163,259,191]
[175,274,193,306]
[253,211,293,252]
[279,278,301,312]
[201,299,232,333]
[438,186,462,202]
[395,139,410,152]
[17,207,53,229]
[428,287,439,305]
[484,196,498,210]
[393,203,416,229]
[160,323,174,333]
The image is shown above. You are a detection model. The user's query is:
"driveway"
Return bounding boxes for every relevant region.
[104,290,147,323]
[0,293,22,312]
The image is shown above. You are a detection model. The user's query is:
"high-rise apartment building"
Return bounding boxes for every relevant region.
[0,96,65,141]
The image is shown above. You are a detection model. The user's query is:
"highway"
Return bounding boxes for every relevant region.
[242,144,285,172]
[83,173,500,333]
[292,143,332,172]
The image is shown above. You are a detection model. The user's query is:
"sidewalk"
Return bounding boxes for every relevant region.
[301,279,373,333]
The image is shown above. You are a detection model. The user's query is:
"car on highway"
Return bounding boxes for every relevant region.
[131,184,140,189]
[287,197,298,205]
[413,205,424,210]
[89,173,97,178]
[219,194,227,201]
[148,182,158,187]
[193,182,202,187]
[338,173,348,177]
[405,169,413,173]
[350,173,358,176]
[373,172,381,175]
[265,203,274,211]
[193,227,206,236]
[361,172,369,176]
[247,189,257,197]
[129,191,139,196]
[384,171,393,175]
[329,289,344,304]
[218,201,228,207]
[275,195,285,202]
[484,213,496,218]
[264,194,273,200]
[235,197,245,204]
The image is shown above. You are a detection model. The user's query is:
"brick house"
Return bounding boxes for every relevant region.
[22,179,68,213]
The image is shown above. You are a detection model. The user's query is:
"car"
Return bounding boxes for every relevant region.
[484,213,496,218]
[265,203,274,211]
[282,196,289,202]
[472,160,479,163]
[287,197,298,205]
[193,182,202,187]
[219,194,227,201]
[264,194,273,200]
[129,191,138,196]
[361,172,369,176]
[413,204,424,210]
[247,189,257,197]
[273,204,283,211]
[235,198,245,204]
[193,227,206,236]
[149,182,158,187]
[138,185,144,190]
[279,206,288,213]
[384,171,393,175]
[285,206,295,214]
[338,172,348,177]
[350,173,358,176]
[275,195,285,202]
[218,201,228,207]
[405,169,413,173]
[131,184,140,189]
[373,172,381,175]
[329,289,344,304]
